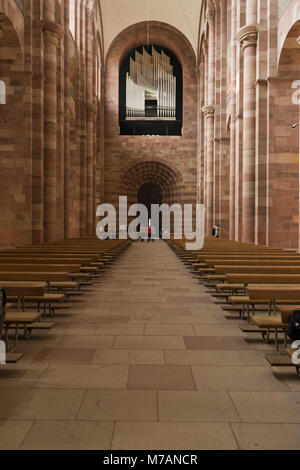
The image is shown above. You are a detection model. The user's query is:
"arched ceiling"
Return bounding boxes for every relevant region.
[100,0,203,57]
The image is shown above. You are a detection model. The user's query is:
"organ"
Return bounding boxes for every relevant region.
[126,46,176,120]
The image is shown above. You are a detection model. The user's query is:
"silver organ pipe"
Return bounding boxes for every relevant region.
[126,46,176,119]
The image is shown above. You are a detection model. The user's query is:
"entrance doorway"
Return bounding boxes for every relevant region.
[138,183,162,238]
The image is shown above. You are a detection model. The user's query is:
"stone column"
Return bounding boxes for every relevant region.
[86,8,95,235]
[202,105,215,233]
[202,2,216,234]
[229,0,237,239]
[43,17,62,242]
[79,2,87,236]
[64,0,71,239]
[86,104,96,235]
[237,1,257,243]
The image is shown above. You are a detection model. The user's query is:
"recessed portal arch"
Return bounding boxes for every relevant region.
[121,160,182,210]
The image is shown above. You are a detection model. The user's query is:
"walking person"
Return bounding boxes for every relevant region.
[212,224,220,238]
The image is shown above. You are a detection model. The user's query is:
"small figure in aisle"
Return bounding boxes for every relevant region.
[212,224,220,238]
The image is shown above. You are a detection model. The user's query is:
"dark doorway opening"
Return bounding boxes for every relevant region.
[138,183,162,238]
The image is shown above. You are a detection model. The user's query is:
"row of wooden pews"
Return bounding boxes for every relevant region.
[0,238,130,363]
[168,236,300,377]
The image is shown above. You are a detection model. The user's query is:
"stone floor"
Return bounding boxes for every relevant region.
[0,241,300,450]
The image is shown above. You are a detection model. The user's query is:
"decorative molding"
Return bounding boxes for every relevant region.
[236,25,257,52]
[202,105,215,118]
[206,0,215,23]
[206,9,215,24]
[43,21,63,48]
[44,30,61,48]
[254,79,268,87]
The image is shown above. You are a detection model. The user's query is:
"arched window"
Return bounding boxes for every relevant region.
[0,81,6,104]
[119,45,183,136]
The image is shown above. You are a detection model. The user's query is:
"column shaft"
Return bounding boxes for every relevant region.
[43,8,62,242]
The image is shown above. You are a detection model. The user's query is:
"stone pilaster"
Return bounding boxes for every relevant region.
[86,103,96,235]
[86,9,95,236]
[64,0,71,239]
[203,2,216,234]
[43,19,63,242]
[79,3,87,236]
[237,23,258,243]
[229,0,237,240]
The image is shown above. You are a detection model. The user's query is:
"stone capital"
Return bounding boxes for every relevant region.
[254,79,268,87]
[202,105,215,119]
[206,0,215,23]
[43,21,63,48]
[206,9,215,24]
[236,25,257,51]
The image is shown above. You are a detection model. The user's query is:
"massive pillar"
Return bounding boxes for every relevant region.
[202,2,216,234]
[43,2,62,241]
[80,1,87,236]
[64,0,71,239]
[237,1,257,243]
[86,9,95,235]
[229,0,237,239]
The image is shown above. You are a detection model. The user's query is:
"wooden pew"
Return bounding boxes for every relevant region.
[4,312,42,352]
[216,274,300,295]
[0,272,68,282]
[0,264,81,273]
[214,266,300,275]
[205,259,300,267]
[245,285,300,351]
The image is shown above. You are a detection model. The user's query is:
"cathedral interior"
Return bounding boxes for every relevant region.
[0,0,299,452]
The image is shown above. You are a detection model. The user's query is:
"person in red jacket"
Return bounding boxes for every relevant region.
[147,225,151,242]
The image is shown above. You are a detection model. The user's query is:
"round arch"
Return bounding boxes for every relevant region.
[120,160,182,208]
[0,4,24,59]
[277,20,300,78]
[104,20,197,138]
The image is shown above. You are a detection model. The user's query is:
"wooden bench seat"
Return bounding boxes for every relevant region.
[228,295,268,305]
[226,274,300,285]
[276,305,300,323]
[251,315,289,351]
[0,264,81,273]
[216,283,245,291]
[205,275,226,282]
[49,281,79,290]
[205,259,300,266]
[49,281,79,299]
[0,272,68,282]
[4,312,42,352]
[215,266,300,274]
[25,293,65,317]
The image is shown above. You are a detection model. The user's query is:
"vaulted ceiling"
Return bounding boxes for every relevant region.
[100,0,203,57]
